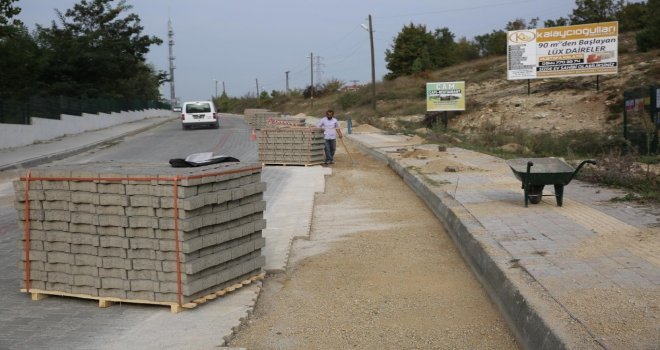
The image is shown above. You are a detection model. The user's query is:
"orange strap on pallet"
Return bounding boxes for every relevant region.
[172,176,183,307]
[23,169,32,292]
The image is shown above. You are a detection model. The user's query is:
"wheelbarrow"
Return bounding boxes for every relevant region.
[506,158,596,207]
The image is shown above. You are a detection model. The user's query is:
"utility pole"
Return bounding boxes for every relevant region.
[167,18,176,106]
[214,79,218,98]
[309,52,314,107]
[285,71,290,95]
[222,81,226,95]
[368,14,376,111]
[256,78,260,104]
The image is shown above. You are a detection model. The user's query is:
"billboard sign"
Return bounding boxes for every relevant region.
[426,81,465,111]
[507,22,618,80]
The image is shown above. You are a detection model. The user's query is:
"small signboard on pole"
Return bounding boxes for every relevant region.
[426,81,465,111]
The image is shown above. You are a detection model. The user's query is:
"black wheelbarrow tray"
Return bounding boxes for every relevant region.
[506,158,596,207]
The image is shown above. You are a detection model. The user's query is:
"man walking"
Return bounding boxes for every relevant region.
[317,109,342,165]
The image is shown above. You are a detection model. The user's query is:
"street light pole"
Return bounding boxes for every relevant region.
[368,14,376,111]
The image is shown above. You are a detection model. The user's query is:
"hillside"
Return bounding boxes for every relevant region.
[274,33,659,143]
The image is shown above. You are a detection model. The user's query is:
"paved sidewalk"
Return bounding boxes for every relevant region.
[348,131,659,350]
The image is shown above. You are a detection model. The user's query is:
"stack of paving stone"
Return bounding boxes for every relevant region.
[14,161,266,305]
[253,111,283,129]
[265,116,306,127]
[243,108,268,126]
[258,127,325,165]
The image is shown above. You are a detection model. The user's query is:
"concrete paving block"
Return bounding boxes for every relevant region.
[47,251,74,265]
[158,281,177,294]
[96,205,125,216]
[70,212,99,225]
[20,249,47,262]
[43,221,69,232]
[19,269,47,281]
[71,286,99,296]
[68,202,96,213]
[126,291,155,301]
[96,226,126,237]
[70,181,98,192]
[128,216,159,229]
[128,237,158,250]
[73,254,102,267]
[126,227,155,238]
[155,250,176,261]
[44,190,71,202]
[99,194,129,206]
[71,265,98,277]
[14,189,46,201]
[18,239,44,251]
[98,267,127,279]
[16,208,45,221]
[70,244,98,256]
[71,233,100,246]
[71,191,100,205]
[48,272,74,285]
[43,262,70,273]
[102,257,132,270]
[43,210,69,222]
[161,260,177,273]
[44,241,70,253]
[130,279,157,292]
[126,207,155,216]
[98,247,127,258]
[13,199,41,212]
[130,195,160,207]
[19,279,46,290]
[98,215,128,228]
[69,223,97,234]
[98,288,126,299]
[97,183,125,194]
[36,230,66,243]
[125,184,151,195]
[42,200,68,210]
[25,229,47,241]
[45,282,72,294]
[127,248,158,262]
[101,277,130,290]
[127,269,157,280]
[73,275,101,288]
[158,239,176,252]
[41,180,69,190]
[18,260,45,271]
[99,236,129,248]
[132,258,161,271]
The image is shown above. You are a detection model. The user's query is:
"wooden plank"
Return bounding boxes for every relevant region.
[99,299,114,308]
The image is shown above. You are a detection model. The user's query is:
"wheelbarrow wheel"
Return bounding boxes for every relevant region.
[528,185,544,204]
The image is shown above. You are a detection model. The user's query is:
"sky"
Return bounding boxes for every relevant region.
[17,0,579,102]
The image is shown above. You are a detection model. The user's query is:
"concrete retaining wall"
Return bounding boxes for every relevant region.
[0,109,170,150]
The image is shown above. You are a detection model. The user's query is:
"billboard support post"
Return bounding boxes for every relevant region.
[527,79,531,96]
[596,75,600,92]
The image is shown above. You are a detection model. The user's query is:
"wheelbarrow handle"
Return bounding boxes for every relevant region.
[523,161,534,189]
[567,159,596,184]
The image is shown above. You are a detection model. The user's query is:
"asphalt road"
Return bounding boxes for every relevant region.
[0,115,259,350]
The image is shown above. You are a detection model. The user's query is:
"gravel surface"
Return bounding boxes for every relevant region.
[229,143,519,349]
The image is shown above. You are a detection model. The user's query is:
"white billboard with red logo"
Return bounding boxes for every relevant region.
[507,21,618,80]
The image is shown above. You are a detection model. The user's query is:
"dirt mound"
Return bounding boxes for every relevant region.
[352,124,383,133]
[401,148,443,159]
[419,158,483,173]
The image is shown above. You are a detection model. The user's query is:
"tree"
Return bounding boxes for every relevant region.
[430,27,457,68]
[0,0,22,37]
[636,0,660,51]
[569,0,624,24]
[36,0,162,99]
[544,17,570,28]
[474,30,507,56]
[454,37,480,63]
[384,23,436,79]
[618,1,648,32]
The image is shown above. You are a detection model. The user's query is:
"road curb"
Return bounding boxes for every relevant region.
[349,137,599,350]
[0,117,175,172]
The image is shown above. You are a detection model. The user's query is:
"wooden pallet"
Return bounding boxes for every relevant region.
[21,273,266,313]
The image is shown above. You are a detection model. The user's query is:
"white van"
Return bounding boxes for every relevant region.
[181,101,219,129]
